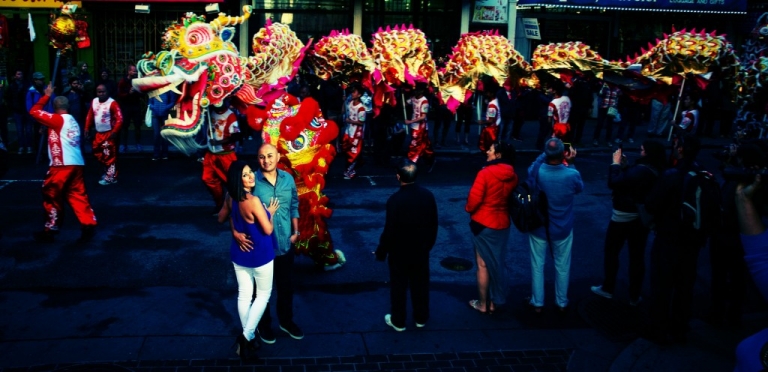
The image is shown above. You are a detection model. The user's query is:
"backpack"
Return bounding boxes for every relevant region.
[680,170,722,232]
[509,162,549,233]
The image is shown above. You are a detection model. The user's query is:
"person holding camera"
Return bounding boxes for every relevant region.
[591,139,666,306]
[525,138,583,314]
[706,143,765,327]
[734,167,768,371]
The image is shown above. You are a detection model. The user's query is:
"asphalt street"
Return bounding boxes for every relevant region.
[0,125,766,371]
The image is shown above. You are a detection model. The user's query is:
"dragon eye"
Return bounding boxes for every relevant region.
[288,134,307,152]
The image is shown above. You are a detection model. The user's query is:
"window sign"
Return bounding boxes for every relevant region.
[522,18,540,39]
[473,0,508,23]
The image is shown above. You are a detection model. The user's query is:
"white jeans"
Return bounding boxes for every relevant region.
[528,231,573,308]
[233,261,274,341]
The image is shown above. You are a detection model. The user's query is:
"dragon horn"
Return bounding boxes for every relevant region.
[210,5,253,31]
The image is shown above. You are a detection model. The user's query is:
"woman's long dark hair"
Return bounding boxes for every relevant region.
[226,160,251,202]
[640,139,667,172]
[492,141,517,166]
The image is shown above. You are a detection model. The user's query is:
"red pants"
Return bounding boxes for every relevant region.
[42,166,97,231]
[553,122,571,140]
[478,124,499,152]
[407,124,434,164]
[93,132,118,182]
[202,151,237,209]
[341,124,363,169]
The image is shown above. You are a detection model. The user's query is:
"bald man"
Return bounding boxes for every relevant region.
[29,82,97,243]
[232,144,302,343]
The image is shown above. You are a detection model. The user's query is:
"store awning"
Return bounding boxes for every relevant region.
[79,0,223,2]
[0,0,81,8]
[516,0,746,14]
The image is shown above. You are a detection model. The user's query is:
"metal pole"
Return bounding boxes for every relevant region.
[37,50,62,165]
[667,77,686,142]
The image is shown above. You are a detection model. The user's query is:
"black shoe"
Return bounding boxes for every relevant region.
[235,334,252,361]
[257,326,276,344]
[33,230,55,243]
[78,226,96,243]
[280,322,304,340]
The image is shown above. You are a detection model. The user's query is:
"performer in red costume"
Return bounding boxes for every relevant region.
[404,83,435,171]
[30,82,97,243]
[342,83,366,180]
[203,103,241,215]
[478,88,500,152]
[85,84,123,186]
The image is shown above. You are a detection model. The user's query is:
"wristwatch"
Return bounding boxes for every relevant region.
[293,231,300,236]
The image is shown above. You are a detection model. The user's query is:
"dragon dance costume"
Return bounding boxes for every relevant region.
[479,98,500,152]
[341,100,366,178]
[406,95,434,164]
[30,95,97,233]
[203,109,240,211]
[85,97,123,184]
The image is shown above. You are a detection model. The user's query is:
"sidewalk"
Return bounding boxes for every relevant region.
[0,283,764,371]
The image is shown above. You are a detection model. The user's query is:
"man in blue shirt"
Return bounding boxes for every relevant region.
[233,143,302,343]
[526,138,584,314]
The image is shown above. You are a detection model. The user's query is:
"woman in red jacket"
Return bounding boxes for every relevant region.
[466,142,518,314]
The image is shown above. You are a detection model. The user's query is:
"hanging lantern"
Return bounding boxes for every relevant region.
[49,3,78,52]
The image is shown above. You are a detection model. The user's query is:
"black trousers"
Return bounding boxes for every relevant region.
[649,233,703,336]
[259,251,295,329]
[709,231,746,322]
[569,109,587,144]
[119,106,145,146]
[600,218,649,300]
[536,115,550,150]
[389,257,430,328]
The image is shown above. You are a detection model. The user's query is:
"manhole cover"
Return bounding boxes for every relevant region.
[440,256,473,271]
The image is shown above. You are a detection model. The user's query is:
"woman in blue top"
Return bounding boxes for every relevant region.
[218,160,278,360]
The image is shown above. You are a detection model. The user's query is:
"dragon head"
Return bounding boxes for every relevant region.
[132,6,252,153]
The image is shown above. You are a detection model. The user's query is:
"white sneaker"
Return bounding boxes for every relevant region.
[26,147,33,154]
[590,285,613,299]
[17,148,24,154]
[384,314,405,332]
[628,138,635,143]
[415,322,426,328]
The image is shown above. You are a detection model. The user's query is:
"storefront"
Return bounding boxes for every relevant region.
[514,0,748,61]
[0,0,82,82]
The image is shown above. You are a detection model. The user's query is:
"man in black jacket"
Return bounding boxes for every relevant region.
[375,159,438,331]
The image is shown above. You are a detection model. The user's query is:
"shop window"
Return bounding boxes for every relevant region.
[250,12,351,43]
[252,0,350,11]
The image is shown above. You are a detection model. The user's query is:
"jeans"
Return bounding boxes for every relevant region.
[152,115,169,158]
[648,100,671,136]
[529,230,573,308]
[233,261,274,341]
[13,113,32,148]
[593,106,615,142]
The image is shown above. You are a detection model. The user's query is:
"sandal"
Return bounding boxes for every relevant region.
[468,299,493,315]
